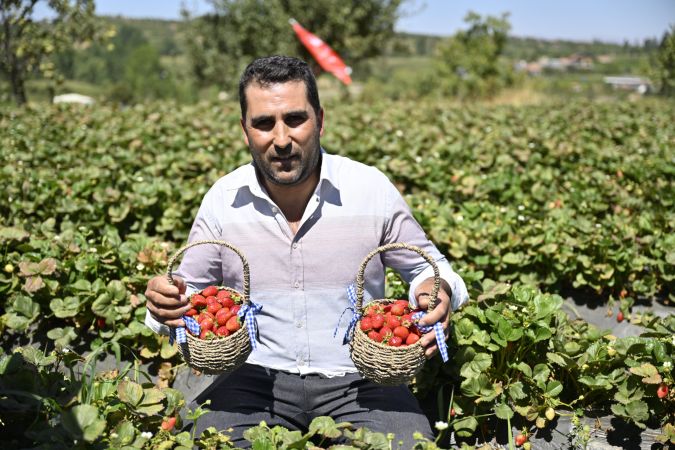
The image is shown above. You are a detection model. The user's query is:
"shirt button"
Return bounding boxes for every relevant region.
[292,242,298,249]
[296,321,303,328]
[271,207,278,213]
[294,281,300,288]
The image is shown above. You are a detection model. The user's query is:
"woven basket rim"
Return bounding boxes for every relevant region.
[185,323,248,343]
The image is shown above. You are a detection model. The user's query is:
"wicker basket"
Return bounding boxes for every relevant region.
[349,243,441,385]
[166,240,252,375]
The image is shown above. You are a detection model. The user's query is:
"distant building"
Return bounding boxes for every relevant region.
[603,76,652,94]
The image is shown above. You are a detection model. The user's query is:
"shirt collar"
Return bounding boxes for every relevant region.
[236,148,337,200]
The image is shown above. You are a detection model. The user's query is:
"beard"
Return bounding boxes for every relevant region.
[249,141,321,187]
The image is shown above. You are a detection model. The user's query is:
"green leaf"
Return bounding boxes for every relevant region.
[452,416,478,437]
[501,252,523,265]
[309,416,343,439]
[532,364,550,384]
[629,363,662,384]
[62,404,106,442]
[50,297,80,318]
[545,380,563,397]
[477,282,510,302]
[14,295,40,319]
[113,420,136,446]
[0,226,30,241]
[460,353,492,379]
[118,380,144,406]
[546,352,567,367]
[508,381,527,400]
[108,280,127,301]
[624,400,649,426]
[494,403,514,420]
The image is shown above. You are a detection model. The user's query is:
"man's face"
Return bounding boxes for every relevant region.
[241,80,324,187]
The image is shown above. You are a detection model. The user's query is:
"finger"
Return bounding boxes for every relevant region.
[148,275,183,297]
[417,304,447,327]
[173,276,187,295]
[424,344,438,359]
[146,288,190,309]
[146,300,192,323]
[164,318,186,328]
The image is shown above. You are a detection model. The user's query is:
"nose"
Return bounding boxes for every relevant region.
[272,121,291,152]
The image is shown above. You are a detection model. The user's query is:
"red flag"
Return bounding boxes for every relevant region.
[289,18,352,85]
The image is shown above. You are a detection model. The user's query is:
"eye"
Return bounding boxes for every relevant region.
[252,118,274,131]
[285,114,307,127]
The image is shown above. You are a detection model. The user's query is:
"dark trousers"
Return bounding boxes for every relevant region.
[188,363,433,448]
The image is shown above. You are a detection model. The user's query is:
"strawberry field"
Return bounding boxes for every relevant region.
[1,98,674,448]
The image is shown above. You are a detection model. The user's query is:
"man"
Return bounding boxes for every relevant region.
[144,55,468,447]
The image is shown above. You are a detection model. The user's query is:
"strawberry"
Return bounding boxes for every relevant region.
[366,304,384,316]
[405,333,420,345]
[393,326,410,340]
[207,302,222,315]
[219,296,235,308]
[199,328,214,340]
[617,310,624,322]
[368,330,383,342]
[657,383,668,399]
[231,304,241,315]
[360,317,373,332]
[400,313,414,327]
[191,294,207,308]
[385,314,401,329]
[185,308,198,317]
[161,416,177,431]
[96,318,106,329]
[215,307,231,325]
[197,311,214,323]
[390,303,406,316]
[215,326,230,337]
[216,289,231,300]
[199,317,214,331]
[514,433,527,446]
[202,285,218,297]
[379,326,393,341]
[450,407,456,418]
[388,336,403,347]
[370,313,385,330]
[226,316,241,332]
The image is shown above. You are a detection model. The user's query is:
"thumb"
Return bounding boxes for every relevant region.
[172,276,187,294]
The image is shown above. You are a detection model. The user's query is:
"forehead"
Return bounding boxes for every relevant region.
[244,81,310,118]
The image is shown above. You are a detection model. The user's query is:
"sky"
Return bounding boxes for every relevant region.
[37,0,674,44]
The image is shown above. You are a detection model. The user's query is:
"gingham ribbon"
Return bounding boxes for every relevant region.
[334,284,361,345]
[170,315,201,345]
[412,310,449,362]
[237,301,262,349]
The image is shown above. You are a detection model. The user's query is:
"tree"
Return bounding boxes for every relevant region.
[0,0,107,105]
[181,0,404,91]
[433,11,515,99]
[654,26,674,96]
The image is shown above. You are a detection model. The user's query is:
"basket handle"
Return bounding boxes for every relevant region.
[355,243,440,313]
[165,239,250,304]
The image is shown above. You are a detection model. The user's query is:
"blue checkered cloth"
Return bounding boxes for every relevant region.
[412,310,449,362]
[335,283,361,345]
[170,315,201,345]
[237,301,263,349]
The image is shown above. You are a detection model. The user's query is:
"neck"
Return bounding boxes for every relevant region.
[262,169,320,223]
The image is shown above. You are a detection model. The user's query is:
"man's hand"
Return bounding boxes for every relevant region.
[145,275,190,328]
[414,277,452,358]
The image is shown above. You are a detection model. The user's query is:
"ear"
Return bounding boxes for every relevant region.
[240,117,250,146]
[318,107,325,137]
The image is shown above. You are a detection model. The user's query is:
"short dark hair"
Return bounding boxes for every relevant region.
[239,55,321,119]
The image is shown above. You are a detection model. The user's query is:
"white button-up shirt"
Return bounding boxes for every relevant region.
[146,151,468,376]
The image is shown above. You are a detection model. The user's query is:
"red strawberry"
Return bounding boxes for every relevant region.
[207,302,222,315]
[219,296,235,308]
[215,307,231,325]
[231,305,241,315]
[226,316,241,332]
[96,318,106,329]
[393,326,410,340]
[368,330,383,342]
[657,383,668,399]
[401,313,414,327]
[386,314,401,329]
[191,294,207,308]
[360,317,373,332]
[370,314,385,330]
[199,317,214,331]
[215,326,230,337]
[388,336,403,347]
[379,326,393,341]
[390,303,406,316]
[450,407,456,417]
[405,333,420,345]
[216,289,231,300]
[202,285,218,297]
[199,328,214,340]
[515,433,527,446]
[366,304,384,316]
[185,308,198,317]
[161,416,177,431]
[197,311,214,323]
[617,311,624,322]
